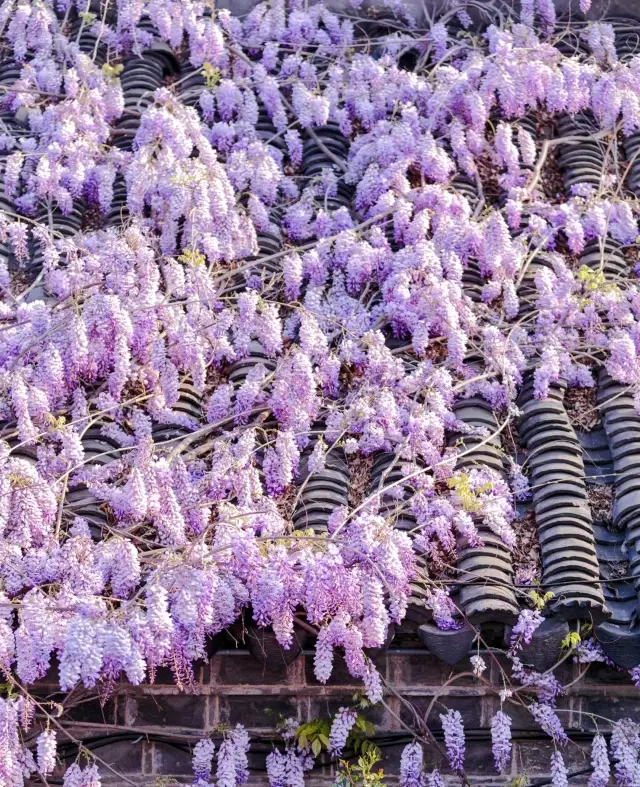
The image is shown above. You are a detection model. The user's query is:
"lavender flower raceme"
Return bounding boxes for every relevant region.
[36,729,57,775]
[193,739,216,781]
[611,719,640,787]
[217,731,246,787]
[510,609,543,651]
[588,733,610,787]
[440,710,465,773]
[400,742,425,787]
[491,711,512,773]
[0,2,640,781]
[426,770,445,787]
[266,750,289,787]
[529,704,569,746]
[470,655,486,677]
[550,752,568,787]
[329,708,358,756]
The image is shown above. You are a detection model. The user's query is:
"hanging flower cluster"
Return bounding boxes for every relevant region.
[0,0,638,781]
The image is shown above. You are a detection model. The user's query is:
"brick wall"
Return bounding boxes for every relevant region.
[39,646,638,786]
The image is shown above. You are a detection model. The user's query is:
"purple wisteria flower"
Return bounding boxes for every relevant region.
[193,739,216,781]
[400,742,426,787]
[491,711,512,773]
[36,729,57,775]
[550,751,568,787]
[440,709,465,773]
[329,707,358,756]
[588,733,610,787]
[529,703,569,746]
[611,719,640,787]
[0,0,638,780]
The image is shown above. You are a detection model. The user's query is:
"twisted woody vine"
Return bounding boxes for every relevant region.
[0,0,639,783]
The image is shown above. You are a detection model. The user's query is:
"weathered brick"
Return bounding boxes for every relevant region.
[44,644,628,786]
[64,697,116,725]
[153,740,193,775]
[219,694,298,727]
[377,743,412,776]
[307,698,388,728]
[489,695,572,732]
[93,741,144,775]
[212,651,303,686]
[578,694,640,729]
[583,662,634,685]
[129,694,207,729]
[442,655,485,686]
[376,743,446,776]
[388,652,444,686]
[305,653,355,686]
[399,694,483,729]
[513,739,590,777]
[490,651,573,687]
[390,652,482,687]
[142,742,154,774]
[463,740,511,776]
[305,653,386,686]
[151,666,182,685]
[306,760,337,781]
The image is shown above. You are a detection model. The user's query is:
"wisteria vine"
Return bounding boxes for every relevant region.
[0,0,639,783]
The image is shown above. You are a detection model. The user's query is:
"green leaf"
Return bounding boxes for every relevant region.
[201,62,221,88]
[178,249,206,267]
[355,716,368,732]
[528,589,553,611]
[312,738,322,757]
[298,733,308,749]
[561,631,581,650]
[318,734,330,747]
